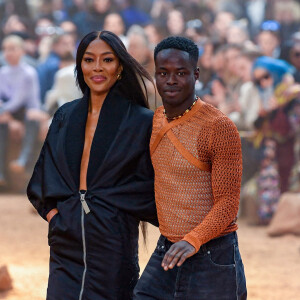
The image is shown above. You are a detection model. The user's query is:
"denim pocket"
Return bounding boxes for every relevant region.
[207,243,236,268]
[154,236,167,256]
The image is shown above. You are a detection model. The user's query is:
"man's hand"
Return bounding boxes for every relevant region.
[161,241,196,271]
[46,208,58,223]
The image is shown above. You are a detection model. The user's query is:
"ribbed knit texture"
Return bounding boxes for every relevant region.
[150,100,242,251]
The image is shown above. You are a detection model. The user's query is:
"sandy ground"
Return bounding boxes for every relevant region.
[0,194,300,300]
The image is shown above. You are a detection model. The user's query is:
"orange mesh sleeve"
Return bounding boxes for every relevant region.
[182,116,242,251]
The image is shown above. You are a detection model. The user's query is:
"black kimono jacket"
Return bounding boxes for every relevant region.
[27,86,157,300]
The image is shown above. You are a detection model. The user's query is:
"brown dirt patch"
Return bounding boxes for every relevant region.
[1,194,300,299]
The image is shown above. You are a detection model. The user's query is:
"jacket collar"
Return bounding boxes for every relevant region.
[64,83,131,189]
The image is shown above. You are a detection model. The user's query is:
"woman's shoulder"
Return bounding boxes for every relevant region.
[130,102,154,120]
[52,98,81,121]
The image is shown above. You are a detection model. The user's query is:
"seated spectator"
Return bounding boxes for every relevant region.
[256,20,281,58]
[143,22,168,49]
[204,44,243,116]
[195,39,214,97]
[289,40,300,83]
[37,32,76,104]
[185,18,208,51]
[44,52,82,117]
[226,19,250,45]
[166,8,186,36]
[127,25,160,110]
[72,0,113,38]
[232,49,262,131]
[211,10,235,44]
[0,35,48,185]
[103,13,128,48]
[249,56,300,223]
[59,20,79,47]
[115,0,151,30]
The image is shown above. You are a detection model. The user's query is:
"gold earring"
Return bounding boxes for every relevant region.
[117,73,122,80]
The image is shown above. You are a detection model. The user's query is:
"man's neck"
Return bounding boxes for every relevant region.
[163,95,197,120]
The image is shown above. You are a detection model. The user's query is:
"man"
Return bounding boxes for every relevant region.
[0,35,47,185]
[134,36,247,299]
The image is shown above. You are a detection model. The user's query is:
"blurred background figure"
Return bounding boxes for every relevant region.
[226,19,250,45]
[127,25,160,110]
[247,56,300,224]
[211,10,235,43]
[166,8,186,36]
[114,0,151,30]
[143,22,168,49]
[72,0,113,38]
[256,20,281,58]
[0,0,298,227]
[0,35,47,186]
[37,32,76,104]
[289,39,300,83]
[44,52,82,118]
[103,12,128,47]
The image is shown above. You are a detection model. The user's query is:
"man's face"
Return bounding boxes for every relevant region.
[155,48,198,108]
[3,40,24,66]
[235,56,252,82]
[54,35,76,58]
[257,31,279,57]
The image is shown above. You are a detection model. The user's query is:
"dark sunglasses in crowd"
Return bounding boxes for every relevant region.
[292,51,300,58]
[253,73,271,86]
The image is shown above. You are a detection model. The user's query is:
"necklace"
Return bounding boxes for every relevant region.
[163,96,198,120]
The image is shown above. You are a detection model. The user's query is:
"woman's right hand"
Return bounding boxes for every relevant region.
[46,208,59,223]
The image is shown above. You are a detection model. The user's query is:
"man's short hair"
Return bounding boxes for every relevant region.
[154,36,199,67]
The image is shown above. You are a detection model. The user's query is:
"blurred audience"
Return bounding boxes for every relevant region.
[0,0,300,228]
[37,32,76,104]
[0,35,47,185]
[249,56,300,223]
[103,13,128,47]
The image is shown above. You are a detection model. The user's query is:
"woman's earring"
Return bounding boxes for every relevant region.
[117,73,122,80]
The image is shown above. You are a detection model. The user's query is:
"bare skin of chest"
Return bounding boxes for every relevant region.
[80,111,100,190]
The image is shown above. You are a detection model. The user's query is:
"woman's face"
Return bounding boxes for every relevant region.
[81,39,122,97]
[253,68,273,89]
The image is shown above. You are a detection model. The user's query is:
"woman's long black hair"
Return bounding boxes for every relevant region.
[75,30,154,108]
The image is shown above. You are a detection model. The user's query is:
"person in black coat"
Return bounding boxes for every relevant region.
[27,30,158,300]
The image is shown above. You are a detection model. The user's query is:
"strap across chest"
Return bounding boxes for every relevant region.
[150,102,212,173]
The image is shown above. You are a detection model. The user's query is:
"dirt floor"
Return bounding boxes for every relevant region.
[0,194,300,300]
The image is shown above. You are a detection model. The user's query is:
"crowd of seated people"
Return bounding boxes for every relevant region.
[0,0,299,226]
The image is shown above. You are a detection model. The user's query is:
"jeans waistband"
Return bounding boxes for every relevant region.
[158,232,237,253]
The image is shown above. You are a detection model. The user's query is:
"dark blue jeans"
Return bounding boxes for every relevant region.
[134,232,247,300]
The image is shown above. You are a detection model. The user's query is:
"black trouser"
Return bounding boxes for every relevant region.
[134,232,247,300]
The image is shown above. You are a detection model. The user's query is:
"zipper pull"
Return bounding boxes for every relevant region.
[79,191,90,214]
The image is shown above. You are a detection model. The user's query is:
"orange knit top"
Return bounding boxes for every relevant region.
[150,99,242,252]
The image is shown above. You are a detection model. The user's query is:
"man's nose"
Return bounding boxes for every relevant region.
[166,73,177,85]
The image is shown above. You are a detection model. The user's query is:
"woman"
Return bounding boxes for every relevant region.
[250,56,300,224]
[27,31,157,300]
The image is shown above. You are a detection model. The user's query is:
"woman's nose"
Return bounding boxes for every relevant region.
[94,59,103,71]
